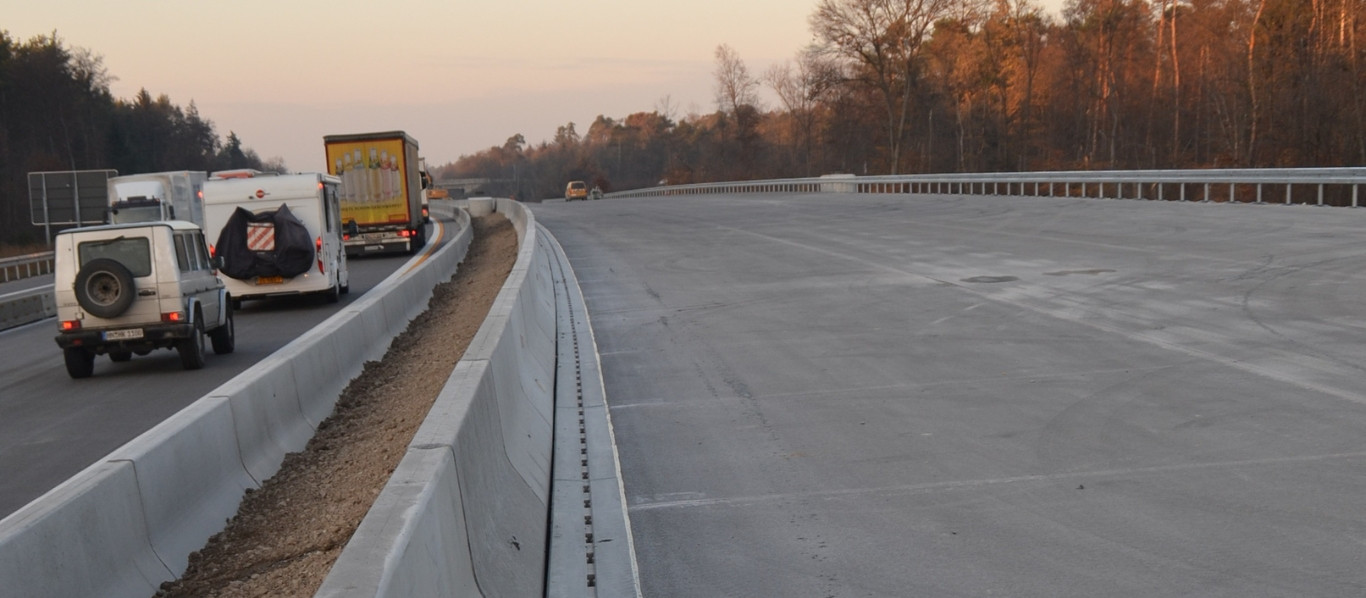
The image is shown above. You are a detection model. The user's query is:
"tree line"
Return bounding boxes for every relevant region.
[440,0,1366,200]
[0,32,273,246]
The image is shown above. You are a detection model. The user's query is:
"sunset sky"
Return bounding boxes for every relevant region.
[9,0,1067,171]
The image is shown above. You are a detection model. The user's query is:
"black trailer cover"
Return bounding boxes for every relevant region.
[215,204,315,280]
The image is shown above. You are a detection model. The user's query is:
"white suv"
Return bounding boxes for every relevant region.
[53,220,235,378]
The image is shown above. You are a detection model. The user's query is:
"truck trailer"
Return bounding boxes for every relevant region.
[106,170,208,227]
[322,131,427,256]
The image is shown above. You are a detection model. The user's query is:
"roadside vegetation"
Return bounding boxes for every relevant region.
[0,243,49,259]
[0,32,275,248]
[4,0,1363,241]
[439,0,1366,200]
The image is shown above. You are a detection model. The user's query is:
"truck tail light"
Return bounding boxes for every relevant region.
[61,320,81,331]
[162,311,184,323]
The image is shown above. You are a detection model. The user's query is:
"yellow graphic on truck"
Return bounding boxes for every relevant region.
[324,138,410,225]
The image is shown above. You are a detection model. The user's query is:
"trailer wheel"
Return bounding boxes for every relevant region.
[75,259,136,318]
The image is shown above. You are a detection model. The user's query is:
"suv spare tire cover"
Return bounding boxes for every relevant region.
[214,204,316,280]
[74,258,137,318]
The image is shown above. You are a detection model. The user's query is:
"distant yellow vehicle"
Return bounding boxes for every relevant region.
[565,181,588,201]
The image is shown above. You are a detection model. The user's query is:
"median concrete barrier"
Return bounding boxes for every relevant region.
[287,326,347,429]
[318,198,556,597]
[109,397,256,575]
[0,287,56,331]
[459,197,495,217]
[217,355,312,483]
[318,447,480,598]
[0,210,474,598]
[0,462,169,598]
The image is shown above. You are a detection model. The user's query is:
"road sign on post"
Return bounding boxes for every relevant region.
[28,169,117,241]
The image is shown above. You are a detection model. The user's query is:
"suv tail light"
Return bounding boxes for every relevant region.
[161,311,184,323]
[60,320,81,331]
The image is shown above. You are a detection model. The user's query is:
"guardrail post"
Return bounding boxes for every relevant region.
[1158,182,1165,201]
[1318,183,1325,206]
[1354,185,1359,208]
[1256,184,1263,204]
[1203,183,1210,202]
[1286,183,1293,204]
[1229,183,1235,203]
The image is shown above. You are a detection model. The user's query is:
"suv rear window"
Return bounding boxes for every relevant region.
[78,237,153,277]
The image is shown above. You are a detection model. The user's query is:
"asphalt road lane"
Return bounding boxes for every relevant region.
[537,194,1366,597]
[0,217,454,518]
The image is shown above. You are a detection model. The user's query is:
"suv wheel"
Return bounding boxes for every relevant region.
[75,258,136,318]
[64,347,95,379]
[209,303,235,355]
[178,317,206,370]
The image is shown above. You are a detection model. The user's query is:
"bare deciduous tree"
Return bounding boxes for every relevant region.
[811,0,956,173]
[714,44,760,115]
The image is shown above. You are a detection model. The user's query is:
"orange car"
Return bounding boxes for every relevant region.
[565,181,588,201]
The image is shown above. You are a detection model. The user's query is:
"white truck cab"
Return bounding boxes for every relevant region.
[201,172,350,307]
[106,171,208,226]
[53,220,234,378]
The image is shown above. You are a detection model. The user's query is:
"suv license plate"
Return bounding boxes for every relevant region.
[256,276,285,285]
[103,329,144,341]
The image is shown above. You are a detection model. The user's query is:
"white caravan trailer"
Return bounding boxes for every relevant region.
[201,172,349,306]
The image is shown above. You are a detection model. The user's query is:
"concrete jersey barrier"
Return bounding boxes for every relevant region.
[0,287,56,331]
[318,197,557,598]
[0,202,472,598]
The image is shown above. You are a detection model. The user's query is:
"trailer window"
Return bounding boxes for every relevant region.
[324,185,338,232]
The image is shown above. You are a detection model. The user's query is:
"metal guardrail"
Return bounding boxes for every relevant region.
[604,167,1366,207]
[0,252,55,283]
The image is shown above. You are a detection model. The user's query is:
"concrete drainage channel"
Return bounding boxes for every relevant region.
[545,227,640,598]
[0,198,639,597]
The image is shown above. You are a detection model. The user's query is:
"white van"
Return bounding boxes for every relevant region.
[201,172,350,306]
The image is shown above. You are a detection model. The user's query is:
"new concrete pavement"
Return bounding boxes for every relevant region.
[536,192,1366,597]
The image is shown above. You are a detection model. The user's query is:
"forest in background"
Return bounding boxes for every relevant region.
[439,0,1366,201]
[5,0,1365,242]
[0,31,273,247]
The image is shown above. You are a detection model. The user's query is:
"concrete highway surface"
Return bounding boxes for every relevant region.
[0,216,454,519]
[537,192,1366,597]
